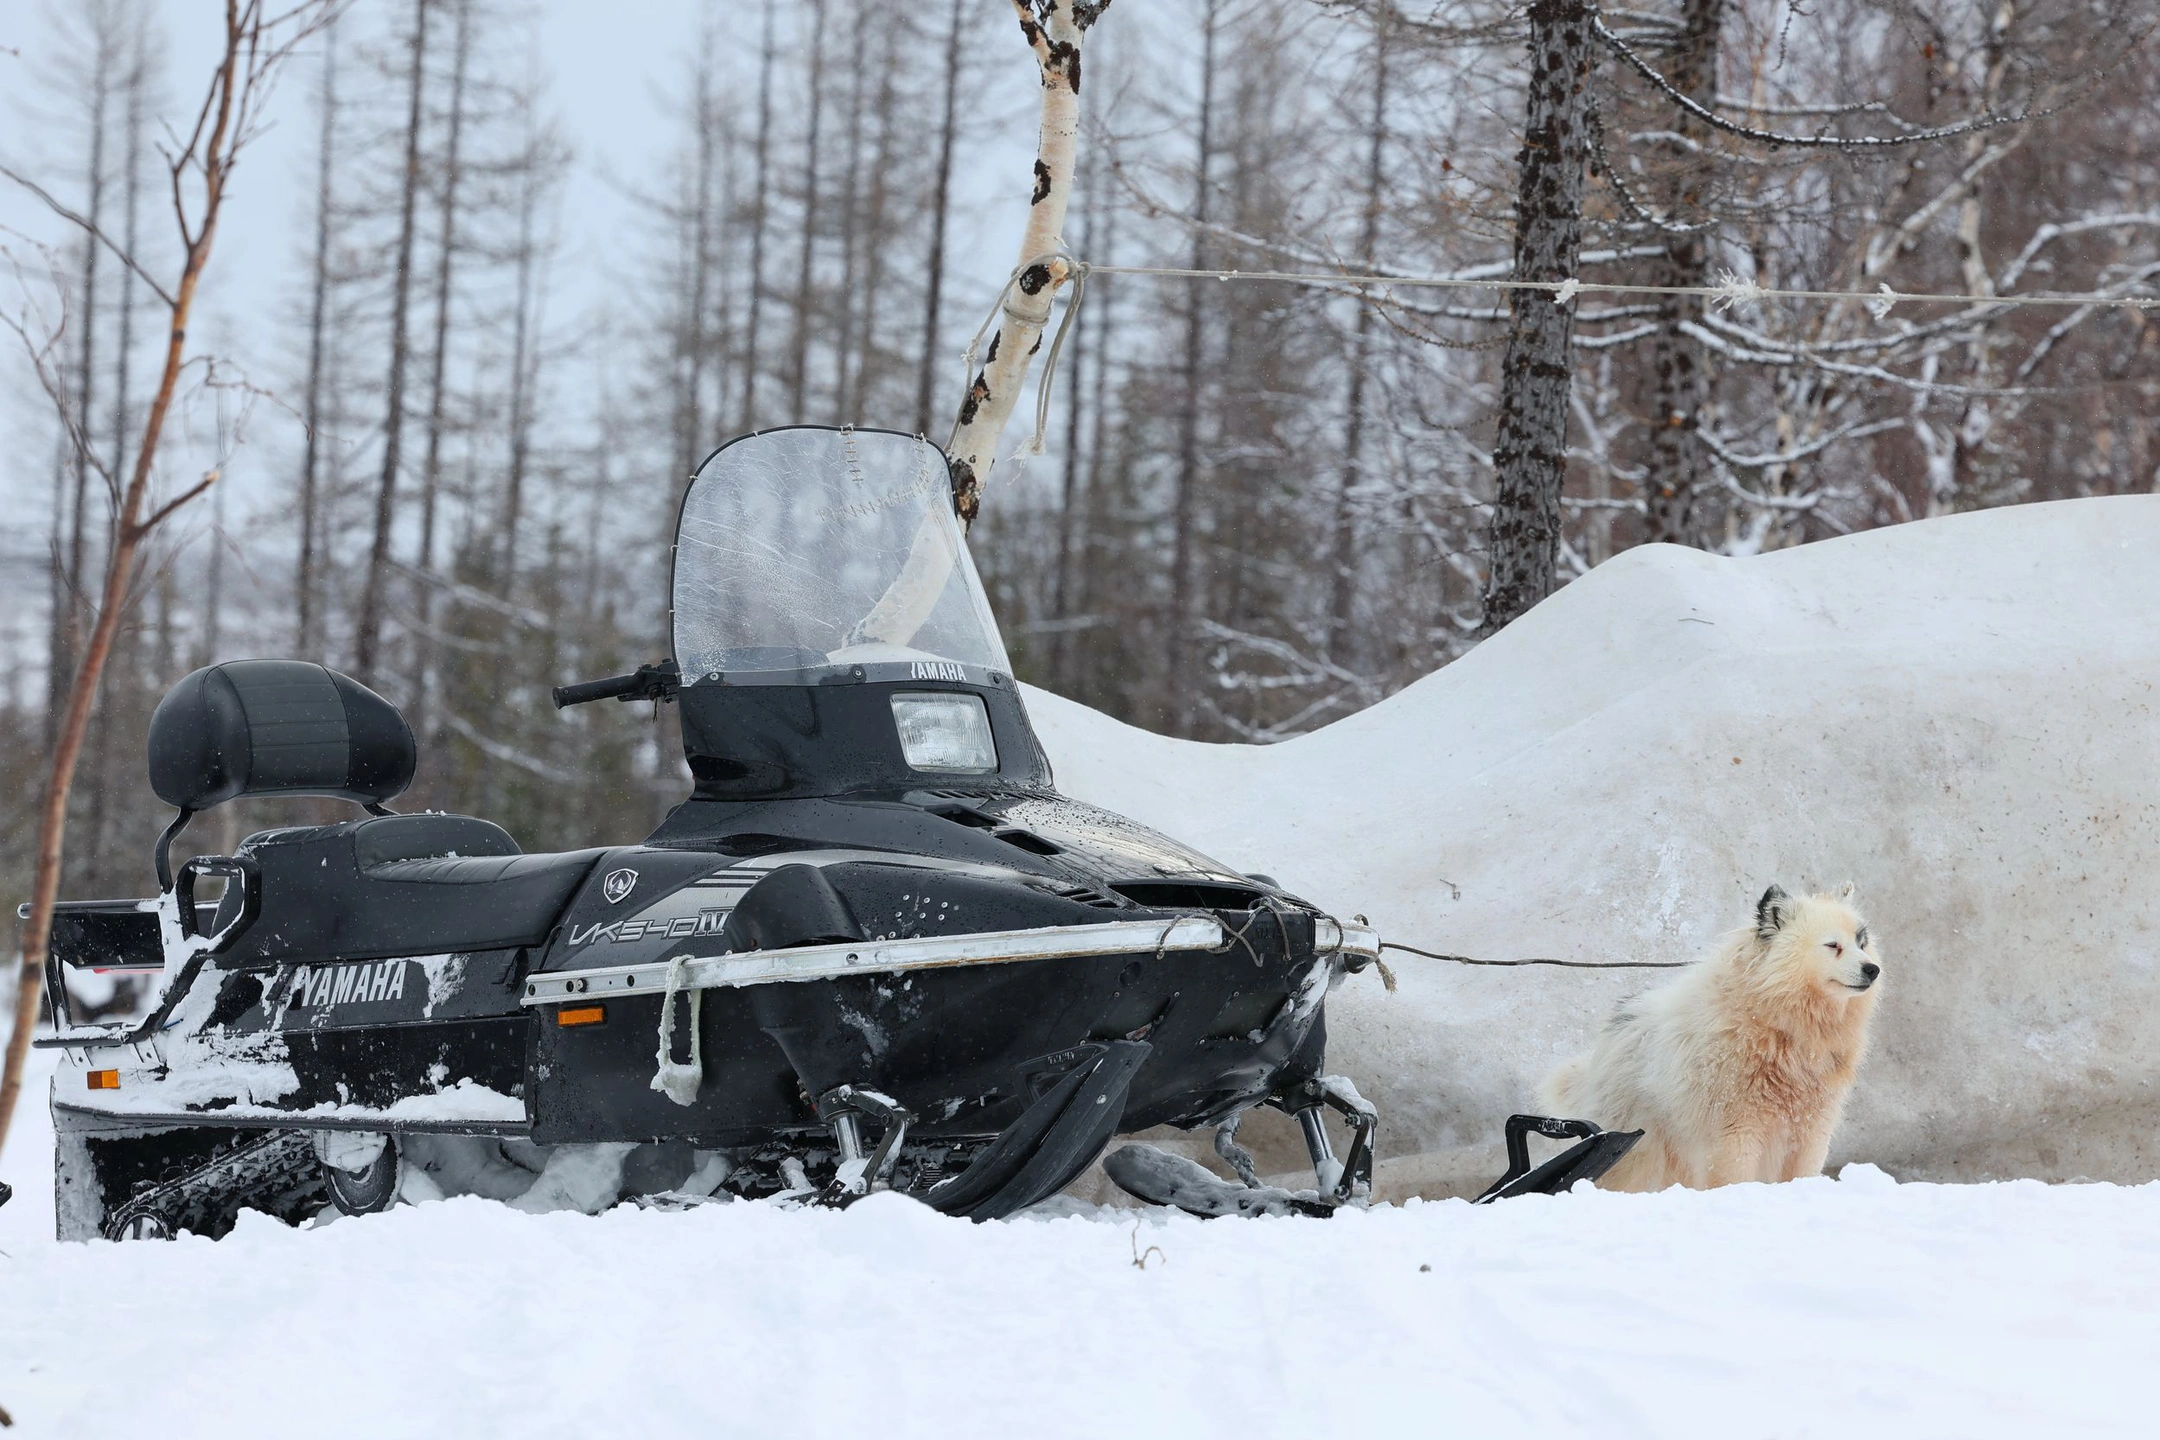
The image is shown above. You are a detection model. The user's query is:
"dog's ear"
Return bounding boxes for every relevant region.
[1756,884,1792,939]
[1836,880,1856,901]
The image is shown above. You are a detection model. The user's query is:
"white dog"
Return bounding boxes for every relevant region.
[1540,884,1883,1191]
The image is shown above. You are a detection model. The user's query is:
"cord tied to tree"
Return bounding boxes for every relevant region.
[958,247,1089,470]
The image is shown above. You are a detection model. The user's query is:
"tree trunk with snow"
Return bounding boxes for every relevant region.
[1482,0,1595,632]
[943,0,1112,529]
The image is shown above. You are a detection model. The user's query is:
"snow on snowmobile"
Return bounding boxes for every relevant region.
[32,426,1637,1239]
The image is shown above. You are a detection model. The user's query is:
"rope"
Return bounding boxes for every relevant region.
[1380,940,1688,970]
[1076,262,2158,314]
[1028,255,1089,455]
[957,248,1087,465]
[650,956,704,1106]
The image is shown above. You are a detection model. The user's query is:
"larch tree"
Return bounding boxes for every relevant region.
[739,0,778,431]
[916,0,969,436]
[295,15,341,656]
[1481,0,1596,633]
[408,0,476,749]
[1163,0,1219,734]
[785,0,829,421]
[354,0,432,685]
[1641,0,1724,546]
[1326,3,1390,664]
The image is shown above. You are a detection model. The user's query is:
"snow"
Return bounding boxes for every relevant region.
[4,499,2159,1434]
[2,1043,2156,1437]
[1030,496,2160,1196]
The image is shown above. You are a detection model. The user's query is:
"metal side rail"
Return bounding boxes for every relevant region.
[523,916,1233,1003]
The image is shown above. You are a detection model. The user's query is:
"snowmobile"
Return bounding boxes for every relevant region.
[32,426,1637,1239]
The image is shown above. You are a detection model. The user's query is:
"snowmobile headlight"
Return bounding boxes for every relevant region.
[891,692,998,773]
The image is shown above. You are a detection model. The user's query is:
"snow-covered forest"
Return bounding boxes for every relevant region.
[2,0,2156,939]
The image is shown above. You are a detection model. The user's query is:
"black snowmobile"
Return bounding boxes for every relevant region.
[33,426,1635,1239]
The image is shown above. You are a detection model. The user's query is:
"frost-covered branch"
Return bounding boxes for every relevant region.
[1591,8,2103,150]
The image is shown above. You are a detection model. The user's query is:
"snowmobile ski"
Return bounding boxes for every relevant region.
[1102,1145,1337,1218]
[1472,1114,1643,1202]
[1102,1072,1378,1217]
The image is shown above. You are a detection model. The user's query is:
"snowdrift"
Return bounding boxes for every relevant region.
[1030,496,2160,1197]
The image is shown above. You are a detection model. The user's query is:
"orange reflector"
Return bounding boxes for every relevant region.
[87,1069,120,1091]
[556,1004,607,1028]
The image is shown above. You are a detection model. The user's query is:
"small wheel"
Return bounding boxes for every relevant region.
[323,1137,402,1216]
[117,1212,173,1241]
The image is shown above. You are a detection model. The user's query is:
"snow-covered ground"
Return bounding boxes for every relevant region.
[3,1045,2156,1438]
[6,498,2158,1435]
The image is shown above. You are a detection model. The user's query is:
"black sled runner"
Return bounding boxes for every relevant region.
[32,427,1629,1239]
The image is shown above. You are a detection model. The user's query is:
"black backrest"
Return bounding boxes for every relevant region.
[148,660,415,811]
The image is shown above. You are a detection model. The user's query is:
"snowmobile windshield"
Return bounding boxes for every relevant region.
[672,427,1013,683]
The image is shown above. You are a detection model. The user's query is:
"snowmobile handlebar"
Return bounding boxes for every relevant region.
[552,660,681,710]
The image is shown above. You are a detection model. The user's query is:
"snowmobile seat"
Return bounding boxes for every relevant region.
[214,814,608,965]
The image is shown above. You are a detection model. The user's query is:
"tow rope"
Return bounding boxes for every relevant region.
[651,956,704,1106]
[1381,941,1687,970]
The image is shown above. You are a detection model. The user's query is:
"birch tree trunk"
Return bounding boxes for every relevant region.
[942,0,1113,528]
[1481,0,1594,633]
[2,0,339,1159]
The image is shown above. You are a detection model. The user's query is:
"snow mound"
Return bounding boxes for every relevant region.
[1030,497,2160,1195]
